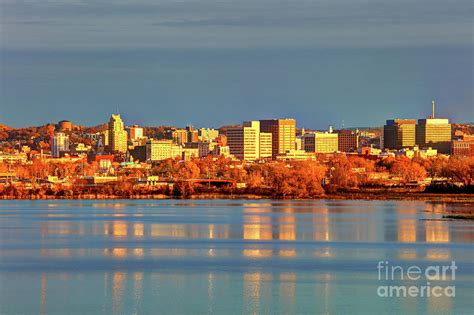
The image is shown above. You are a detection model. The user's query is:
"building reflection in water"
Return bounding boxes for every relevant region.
[396,205,418,260]
[40,272,47,315]
[278,207,297,257]
[427,290,452,315]
[425,219,451,260]
[279,272,296,307]
[242,207,273,258]
[112,272,126,315]
[396,206,418,243]
[314,273,333,314]
[313,206,331,242]
[243,272,272,314]
[425,220,450,243]
[207,272,215,314]
[132,272,143,314]
[312,206,334,258]
[133,223,144,238]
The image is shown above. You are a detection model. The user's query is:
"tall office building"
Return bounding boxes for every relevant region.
[260,119,296,158]
[51,132,69,158]
[259,132,273,159]
[303,132,338,154]
[337,129,359,152]
[383,119,416,150]
[108,114,128,153]
[226,121,261,161]
[415,101,451,154]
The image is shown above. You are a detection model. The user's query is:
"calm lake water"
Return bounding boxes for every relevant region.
[0,200,472,314]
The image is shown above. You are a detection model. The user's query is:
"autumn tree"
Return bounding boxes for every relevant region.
[391,157,427,183]
[441,157,473,186]
[328,155,358,189]
[265,161,326,198]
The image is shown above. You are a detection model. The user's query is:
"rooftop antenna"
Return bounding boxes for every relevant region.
[116,105,120,115]
[431,99,435,118]
[341,119,345,129]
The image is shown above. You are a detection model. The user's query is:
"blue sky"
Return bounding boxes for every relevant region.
[0,0,472,128]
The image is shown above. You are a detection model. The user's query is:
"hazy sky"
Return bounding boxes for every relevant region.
[0,0,472,129]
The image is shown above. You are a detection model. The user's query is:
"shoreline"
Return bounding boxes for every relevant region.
[1,192,473,203]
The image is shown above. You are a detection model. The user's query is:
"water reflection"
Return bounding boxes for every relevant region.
[40,273,47,315]
[313,206,331,241]
[34,201,465,247]
[112,272,126,314]
[243,272,272,314]
[397,206,418,243]
[425,220,450,243]
[8,200,471,315]
[132,272,143,314]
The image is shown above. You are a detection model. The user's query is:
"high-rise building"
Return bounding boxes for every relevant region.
[226,121,261,161]
[259,132,273,159]
[416,118,452,153]
[108,114,128,153]
[51,132,69,158]
[415,100,452,154]
[260,119,296,159]
[383,119,416,150]
[337,129,359,152]
[303,132,338,154]
[126,125,143,141]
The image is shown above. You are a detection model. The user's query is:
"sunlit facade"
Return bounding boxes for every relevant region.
[108,114,128,153]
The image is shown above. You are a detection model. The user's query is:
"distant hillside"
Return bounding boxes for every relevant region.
[0,124,12,131]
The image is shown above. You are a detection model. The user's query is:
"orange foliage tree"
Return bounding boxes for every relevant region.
[391,157,427,183]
